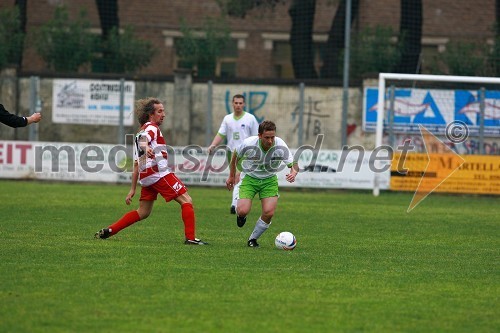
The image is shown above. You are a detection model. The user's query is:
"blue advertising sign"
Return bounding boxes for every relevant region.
[363,87,500,136]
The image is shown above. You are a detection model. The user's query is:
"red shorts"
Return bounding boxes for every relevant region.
[140,173,187,202]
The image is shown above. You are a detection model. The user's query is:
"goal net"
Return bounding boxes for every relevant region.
[369,73,500,197]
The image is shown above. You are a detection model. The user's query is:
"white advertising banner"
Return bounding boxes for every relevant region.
[279,149,390,189]
[52,79,135,125]
[0,141,390,190]
[170,147,390,190]
[0,141,129,183]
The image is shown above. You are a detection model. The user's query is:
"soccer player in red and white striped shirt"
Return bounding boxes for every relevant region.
[95,97,208,245]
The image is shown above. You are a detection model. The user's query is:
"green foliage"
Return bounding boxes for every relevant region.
[0,180,498,332]
[99,26,155,73]
[436,41,490,76]
[33,6,97,72]
[348,26,402,79]
[0,6,25,69]
[216,0,286,18]
[489,36,500,76]
[176,17,230,77]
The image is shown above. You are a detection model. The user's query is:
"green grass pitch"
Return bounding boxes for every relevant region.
[0,179,498,332]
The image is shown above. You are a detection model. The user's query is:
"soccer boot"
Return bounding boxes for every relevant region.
[184,238,209,245]
[95,228,112,239]
[236,215,247,228]
[230,205,236,214]
[247,239,259,247]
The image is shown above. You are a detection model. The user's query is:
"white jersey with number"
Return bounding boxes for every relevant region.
[217,112,259,151]
[235,136,294,180]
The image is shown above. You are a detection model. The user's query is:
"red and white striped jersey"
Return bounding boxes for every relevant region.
[134,121,171,186]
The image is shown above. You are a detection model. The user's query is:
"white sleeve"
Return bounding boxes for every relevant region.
[251,116,259,135]
[277,138,294,166]
[235,139,246,157]
[217,117,228,136]
[143,124,156,143]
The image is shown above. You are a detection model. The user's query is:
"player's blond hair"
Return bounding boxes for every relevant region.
[135,97,162,125]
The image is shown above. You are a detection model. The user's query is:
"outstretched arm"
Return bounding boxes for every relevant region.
[0,104,28,128]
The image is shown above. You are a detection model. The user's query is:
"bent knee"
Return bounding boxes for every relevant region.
[137,210,151,220]
[262,210,275,220]
[237,207,250,216]
[177,192,192,205]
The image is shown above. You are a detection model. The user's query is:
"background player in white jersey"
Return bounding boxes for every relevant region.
[226,120,299,247]
[208,94,259,214]
[95,97,208,245]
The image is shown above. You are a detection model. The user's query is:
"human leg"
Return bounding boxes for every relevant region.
[175,194,208,245]
[236,175,258,227]
[248,196,278,244]
[95,200,154,239]
[236,198,252,217]
[231,172,242,214]
[153,173,202,243]
[236,198,251,227]
[154,174,206,245]
[247,176,279,246]
[259,196,278,223]
[230,185,238,214]
[174,192,196,240]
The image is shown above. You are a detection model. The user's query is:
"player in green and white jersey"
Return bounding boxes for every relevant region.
[208,94,259,214]
[226,120,299,247]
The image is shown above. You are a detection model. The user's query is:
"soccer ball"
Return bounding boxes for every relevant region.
[275,231,297,250]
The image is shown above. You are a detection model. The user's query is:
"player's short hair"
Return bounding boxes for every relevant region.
[259,120,276,134]
[135,97,162,125]
[232,94,245,102]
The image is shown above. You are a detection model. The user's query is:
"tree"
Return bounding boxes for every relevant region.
[320,0,360,79]
[216,0,285,17]
[349,26,401,79]
[15,0,27,67]
[101,26,155,73]
[33,6,96,72]
[395,0,422,73]
[176,18,230,78]
[438,41,490,76]
[94,0,154,73]
[492,0,500,76]
[288,0,317,79]
[95,0,119,72]
[0,6,25,70]
[218,0,321,79]
[96,0,119,39]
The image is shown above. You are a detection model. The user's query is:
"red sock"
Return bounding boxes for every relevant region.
[109,210,141,235]
[181,203,196,240]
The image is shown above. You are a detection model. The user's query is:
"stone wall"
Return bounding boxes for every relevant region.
[0,71,365,149]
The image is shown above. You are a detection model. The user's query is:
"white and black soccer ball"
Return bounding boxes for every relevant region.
[275,231,297,250]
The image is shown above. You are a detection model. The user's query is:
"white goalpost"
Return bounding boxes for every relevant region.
[373,73,500,196]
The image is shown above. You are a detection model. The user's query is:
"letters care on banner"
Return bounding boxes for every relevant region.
[52,79,135,125]
[363,87,500,136]
[0,141,390,190]
[391,152,500,195]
